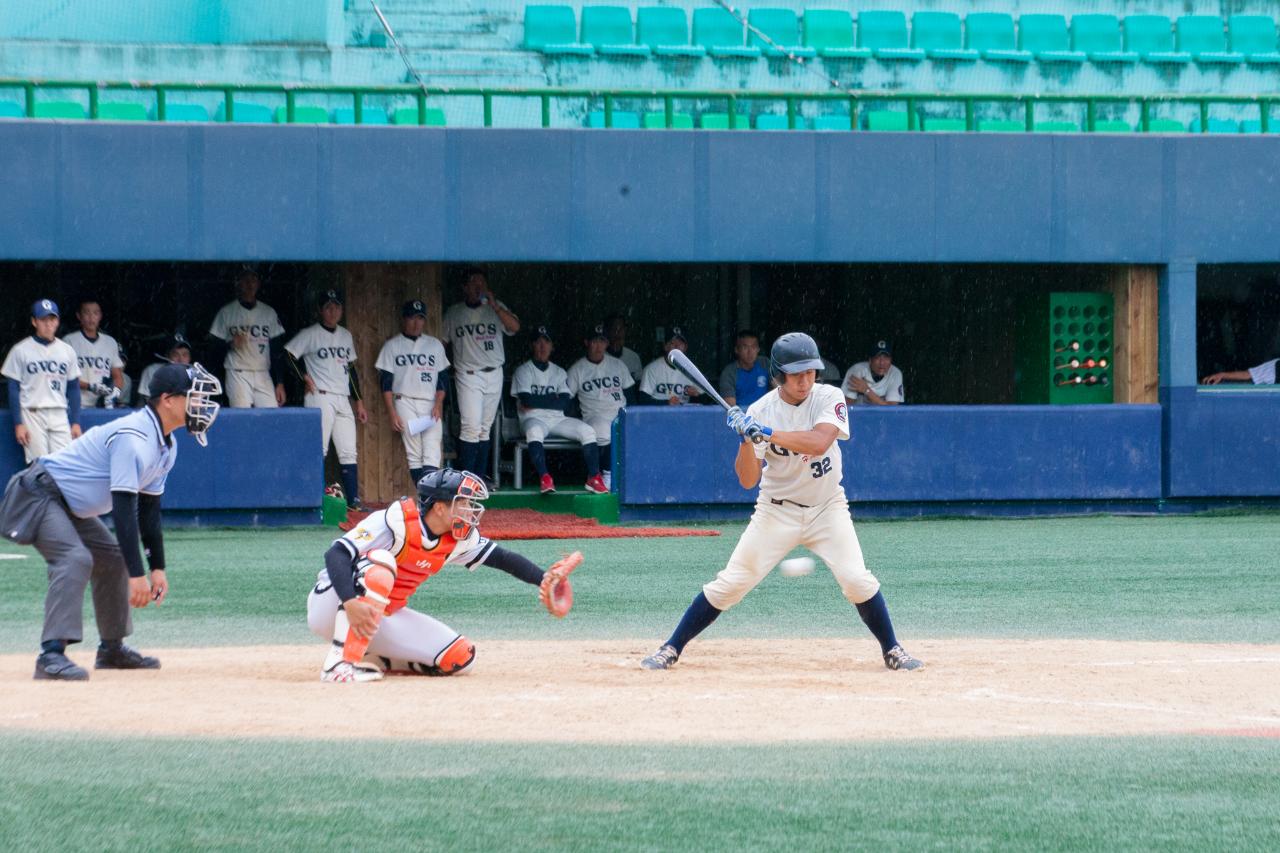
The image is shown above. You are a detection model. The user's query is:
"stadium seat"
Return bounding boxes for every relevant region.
[1176,16,1243,64]
[965,13,1033,62]
[1228,16,1280,64]
[924,116,967,132]
[865,110,909,131]
[642,111,694,129]
[756,113,809,130]
[332,107,390,125]
[524,5,594,55]
[1190,118,1239,133]
[582,6,650,57]
[1123,15,1190,63]
[274,105,329,124]
[153,103,209,122]
[910,12,978,61]
[802,10,868,59]
[586,110,641,128]
[748,9,817,58]
[1018,14,1086,63]
[693,8,762,58]
[1033,120,1080,133]
[214,102,273,123]
[857,11,925,60]
[1236,118,1279,133]
[97,102,148,121]
[391,106,446,126]
[33,101,87,120]
[0,101,24,118]
[978,119,1025,132]
[813,114,854,130]
[1093,120,1132,133]
[636,7,706,57]
[700,112,750,129]
[1145,118,1186,133]
[1070,15,1138,63]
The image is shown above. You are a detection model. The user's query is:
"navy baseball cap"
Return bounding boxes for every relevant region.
[164,333,192,354]
[318,289,343,307]
[149,364,195,396]
[871,339,892,357]
[586,324,608,341]
[402,300,427,318]
[669,326,688,343]
[531,325,553,343]
[32,299,59,318]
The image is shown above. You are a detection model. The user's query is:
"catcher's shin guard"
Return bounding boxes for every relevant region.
[336,563,396,665]
[432,635,475,676]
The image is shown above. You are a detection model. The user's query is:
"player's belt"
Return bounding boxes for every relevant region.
[769,498,813,509]
[314,389,343,395]
[393,394,433,401]
[463,367,499,374]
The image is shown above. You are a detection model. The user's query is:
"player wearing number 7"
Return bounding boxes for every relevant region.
[641,332,924,672]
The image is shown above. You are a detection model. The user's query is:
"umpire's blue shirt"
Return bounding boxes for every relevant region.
[40,407,176,518]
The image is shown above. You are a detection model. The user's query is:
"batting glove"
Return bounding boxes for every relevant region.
[725,406,751,435]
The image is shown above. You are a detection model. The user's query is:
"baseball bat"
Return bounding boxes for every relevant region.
[666,350,772,444]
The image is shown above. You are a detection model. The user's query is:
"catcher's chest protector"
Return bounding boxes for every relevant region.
[386,498,457,614]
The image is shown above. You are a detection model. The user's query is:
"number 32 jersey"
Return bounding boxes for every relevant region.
[747,383,849,506]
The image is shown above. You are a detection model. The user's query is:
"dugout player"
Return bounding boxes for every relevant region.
[639,326,702,405]
[376,300,449,487]
[3,300,82,462]
[718,329,770,408]
[1202,358,1278,386]
[286,290,369,510]
[640,332,923,673]
[844,340,904,406]
[0,363,221,680]
[604,314,643,382]
[137,334,193,401]
[63,298,124,409]
[442,267,520,484]
[208,267,286,408]
[510,326,607,495]
[306,468,579,682]
[566,324,636,491]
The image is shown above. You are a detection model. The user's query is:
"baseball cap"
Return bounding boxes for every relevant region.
[164,333,192,355]
[586,323,608,341]
[148,364,195,396]
[531,325,553,343]
[32,299,59,318]
[402,300,427,318]
[871,339,892,357]
[668,325,688,343]
[318,289,343,307]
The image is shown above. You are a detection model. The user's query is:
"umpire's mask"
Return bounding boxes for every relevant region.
[185,363,222,447]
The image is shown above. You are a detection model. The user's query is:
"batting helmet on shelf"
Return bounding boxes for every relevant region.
[769,332,826,379]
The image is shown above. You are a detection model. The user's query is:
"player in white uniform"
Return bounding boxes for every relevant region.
[639,327,703,405]
[641,332,923,673]
[1202,358,1278,386]
[441,267,520,484]
[286,290,369,509]
[62,299,124,409]
[137,334,193,401]
[604,314,643,382]
[376,300,449,487]
[208,268,286,408]
[510,326,607,495]
[566,324,636,490]
[844,340,905,405]
[3,300,82,463]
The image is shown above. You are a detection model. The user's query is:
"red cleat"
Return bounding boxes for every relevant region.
[584,474,608,494]
[539,474,556,494]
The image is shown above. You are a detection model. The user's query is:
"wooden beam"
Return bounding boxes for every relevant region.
[1108,265,1159,404]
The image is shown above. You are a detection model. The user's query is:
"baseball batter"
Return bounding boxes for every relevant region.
[138,334,193,400]
[376,300,449,487]
[208,268,286,408]
[306,469,580,682]
[844,340,904,405]
[3,300,82,462]
[62,299,124,409]
[566,325,636,490]
[441,267,520,483]
[286,290,369,509]
[510,327,606,495]
[639,327,703,405]
[641,332,923,673]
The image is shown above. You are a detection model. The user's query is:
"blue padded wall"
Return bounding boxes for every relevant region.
[1163,388,1280,497]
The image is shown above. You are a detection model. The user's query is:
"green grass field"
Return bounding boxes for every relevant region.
[1,513,1277,850]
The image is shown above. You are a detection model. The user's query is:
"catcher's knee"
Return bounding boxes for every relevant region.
[432,635,475,676]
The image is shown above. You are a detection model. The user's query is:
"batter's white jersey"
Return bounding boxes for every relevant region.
[62,331,123,403]
[568,355,634,422]
[1248,359,1277,385]
[375,334,449,398]
[1,337,81,409]
[333,500,496,571]
[442,301,514,371]
[640,358,698,404]
[209,300,285,372]
[510,360,570,410]
[747,384,849,506]
[285,324,357,395]
[843,362,905,404]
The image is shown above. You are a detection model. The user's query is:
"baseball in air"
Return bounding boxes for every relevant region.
[778,557,815,577]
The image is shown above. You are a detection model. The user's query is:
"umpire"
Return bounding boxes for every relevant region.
[0,363,221,680]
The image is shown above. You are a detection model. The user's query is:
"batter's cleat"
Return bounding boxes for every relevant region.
[539,474,556,495]
[321,660,384,683]
[883,645,925,672]
[584,474,609,495]
[34,651,89,681]
[95,644,160,670]
[640,644,680,670]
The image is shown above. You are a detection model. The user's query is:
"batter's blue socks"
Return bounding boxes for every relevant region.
[665,591,722,653]
[855,591,899,655]
[340,465,359,507]
[528,441,548,476]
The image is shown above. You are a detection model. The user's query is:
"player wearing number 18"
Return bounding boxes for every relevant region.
[641,332,924,673]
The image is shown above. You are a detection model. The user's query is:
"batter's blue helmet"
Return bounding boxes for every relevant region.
[769,332,825,378]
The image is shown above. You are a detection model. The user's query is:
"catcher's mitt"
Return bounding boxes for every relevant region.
[539,551,582,618]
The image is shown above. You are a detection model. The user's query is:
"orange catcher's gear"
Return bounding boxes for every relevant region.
[383,498,461,615]
[341,557,396,664]
[433,635,476,675]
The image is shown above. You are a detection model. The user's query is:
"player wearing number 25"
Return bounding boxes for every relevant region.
[641,332,923,673]
[3,300,82,463]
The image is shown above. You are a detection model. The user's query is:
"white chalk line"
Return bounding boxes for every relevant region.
[1085,658,1280,667]
[963,688,1280,726]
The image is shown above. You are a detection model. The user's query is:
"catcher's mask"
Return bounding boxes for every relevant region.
[416,469,489,539]
[185,363,222,447]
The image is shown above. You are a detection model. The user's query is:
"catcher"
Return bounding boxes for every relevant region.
[306,468,579,682]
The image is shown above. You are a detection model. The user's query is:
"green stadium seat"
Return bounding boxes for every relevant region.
[1240,119,1262,133]
[1190,118,1239,133]
[1018,14,1086,63]
[642,111,694,129]
[274,105,329,124]
[1070,15,1138,63]
[1033,120,1080,133]
[215,102,273,123]
[586,110,641,128]
[1093,120,1132,133]
[693,8,762,58]
[0,101,24,118]
[332,107,389,125]
[700,112,750,129]
[965,13,1033,63]
[865,110,909,131]
[748,9,817,58]
[802,10,869,59]
[978,119,1025,132]
[857,11,925,60]
[911,12,978,61]
[524,5,594,55]
[153,103,209,122]
[1228,16,1280,64]
[813,114,854,130]
[1176,16,1243,64]
[33,101,87,120]
[582,6,650,57]
[391,106,446,126]
[1123,15,1190,64]
[924,116,967,132]
[1145,118,1186,133]
[636,8,706,57]
[96,102,148,121]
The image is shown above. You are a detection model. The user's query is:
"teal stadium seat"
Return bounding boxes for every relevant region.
[1123,15,1190,63]
[524,6,594,55]
[979,119,1025,132]
[700,112,750,129]
[1145,118,1186,133]
[586,110,641,128]
[332,107,390,124]
[391,106,446,126]
[642,111,694,129]
[0,101,24,118]
[813,114,854,130]
[748,9,817,58]
[1018,14,1086,63]
[1176,16,1242,64]
[1070,15,1138,64]
[693,8,762,58]
[215,102,273,123]
[865,110,909,131]
[1034,120,1080,132]
[965,13,1032,63]
[1190,118,1239,133]
[636,8,705,57]
[802,10,869,59]
[1093,120,1132,133]
[857,11,925,61]
[582,7,650,57]
[153,103,209,122]
[911,12,978,61]
[34,101,87,119]
[275,105,329,124]
[756,113,809,130]
[924,116,967,132]
[1228,16,1280,64]
[97,102,148,121]
[1237,119,1279,133]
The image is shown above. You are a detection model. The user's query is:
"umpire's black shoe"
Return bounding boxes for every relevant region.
[95,644,161,670]
[34,651,89,681]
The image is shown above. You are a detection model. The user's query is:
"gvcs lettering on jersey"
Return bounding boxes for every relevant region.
[315,346,353,361]
[78,355,115,370]
[652,382,689,395]
[228,324,275,338]
[394,353,437,367]
[456,323,498,337]
[526,384,560,395]
[26,361,69,376]
[580,376,622,393]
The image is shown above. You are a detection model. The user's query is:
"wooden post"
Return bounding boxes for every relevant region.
[1107,265,1159,404]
